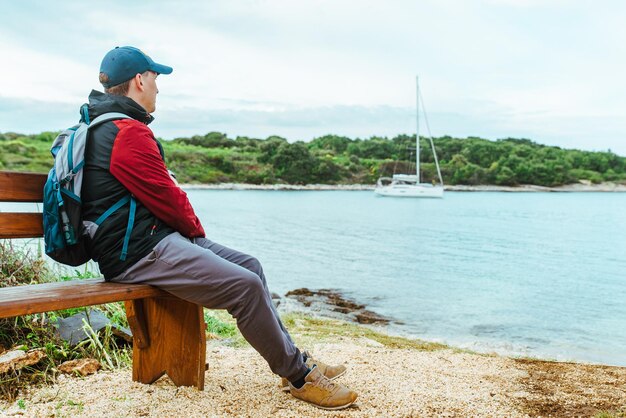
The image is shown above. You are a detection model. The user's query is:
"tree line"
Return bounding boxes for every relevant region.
[1,131,624,186]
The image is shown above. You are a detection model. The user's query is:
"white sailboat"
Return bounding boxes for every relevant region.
[375,77,444,198]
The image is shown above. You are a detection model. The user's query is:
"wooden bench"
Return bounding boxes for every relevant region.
[0,171,206,389]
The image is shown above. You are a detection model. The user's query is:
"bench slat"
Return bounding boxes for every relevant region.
[0,171,47,202]
[0,278,170,319]
[0,213,43,238]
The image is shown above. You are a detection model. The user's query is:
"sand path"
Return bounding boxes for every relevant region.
[3,338,625,417]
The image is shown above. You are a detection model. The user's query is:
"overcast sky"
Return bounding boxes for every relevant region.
[1,0,625,155]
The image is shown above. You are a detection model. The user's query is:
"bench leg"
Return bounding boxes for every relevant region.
[125,297,206,390]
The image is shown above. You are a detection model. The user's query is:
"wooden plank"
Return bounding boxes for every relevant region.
[0,278,170,319]
[0,171,47,202]
[125,299,150,349]
[0,213,43,238]
[131,297,206,389]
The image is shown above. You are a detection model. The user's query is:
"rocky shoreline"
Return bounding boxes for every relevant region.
[446,181,626,192]
[181,181,626,192]
[277,288,393,325]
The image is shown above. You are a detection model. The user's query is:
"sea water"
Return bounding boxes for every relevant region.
[187,190,626,366]
[3,190,624,366]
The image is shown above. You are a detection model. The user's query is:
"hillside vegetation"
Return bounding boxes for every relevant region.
[1,131,624,187]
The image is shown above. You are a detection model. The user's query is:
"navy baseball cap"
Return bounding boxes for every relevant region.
[99,46,173,88]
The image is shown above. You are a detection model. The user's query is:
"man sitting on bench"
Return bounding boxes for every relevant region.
[78,45,358,410]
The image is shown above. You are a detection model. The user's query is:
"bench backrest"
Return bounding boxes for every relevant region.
[0,171,47,239]
[0,170,170,319]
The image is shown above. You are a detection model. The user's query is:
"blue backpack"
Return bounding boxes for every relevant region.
[43,106,135,266]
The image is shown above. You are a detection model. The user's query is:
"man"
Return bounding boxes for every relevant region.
[80,46,358,410]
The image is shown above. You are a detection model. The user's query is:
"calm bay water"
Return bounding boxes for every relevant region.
[187,190,626,366]
[3,190,623,366]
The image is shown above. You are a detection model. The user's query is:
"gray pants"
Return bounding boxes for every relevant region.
[111,232,307,381]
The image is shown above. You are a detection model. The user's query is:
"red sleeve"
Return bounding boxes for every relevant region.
[109,120,205,238]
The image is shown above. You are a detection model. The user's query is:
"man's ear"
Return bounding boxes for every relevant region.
[133,73,145,91]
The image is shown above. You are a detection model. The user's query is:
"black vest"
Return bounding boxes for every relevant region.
[81,91,175,279]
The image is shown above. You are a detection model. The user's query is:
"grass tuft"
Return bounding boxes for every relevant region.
[282,312,448,351]
[0,242,131,401]
[199,309,448,351]
[0,241,50,287]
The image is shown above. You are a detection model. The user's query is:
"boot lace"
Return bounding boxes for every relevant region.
[314,373,337,392]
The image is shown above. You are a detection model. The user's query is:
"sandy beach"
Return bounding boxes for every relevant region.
[2,309,625,418]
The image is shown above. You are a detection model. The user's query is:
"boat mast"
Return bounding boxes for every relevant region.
[415,76,420,183]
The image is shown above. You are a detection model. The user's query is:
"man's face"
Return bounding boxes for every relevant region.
[141,71,159,113]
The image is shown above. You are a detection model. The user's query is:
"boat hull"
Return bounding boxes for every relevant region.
[374,184,444,198]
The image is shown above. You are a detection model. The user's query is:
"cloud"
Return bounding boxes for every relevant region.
[0,96,77,134]
[0,35,95,103]
[1,93,623,156]
[155,101,626,155]
[1,1,625,156]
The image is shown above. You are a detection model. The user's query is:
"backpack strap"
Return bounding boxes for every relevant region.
[93,194,137,261]
[58,112,131,187]
[120,197,137,261]
[88,112,136,260]
[94,195,131,226]
[88,112,131,128]
[81,104,91,124]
